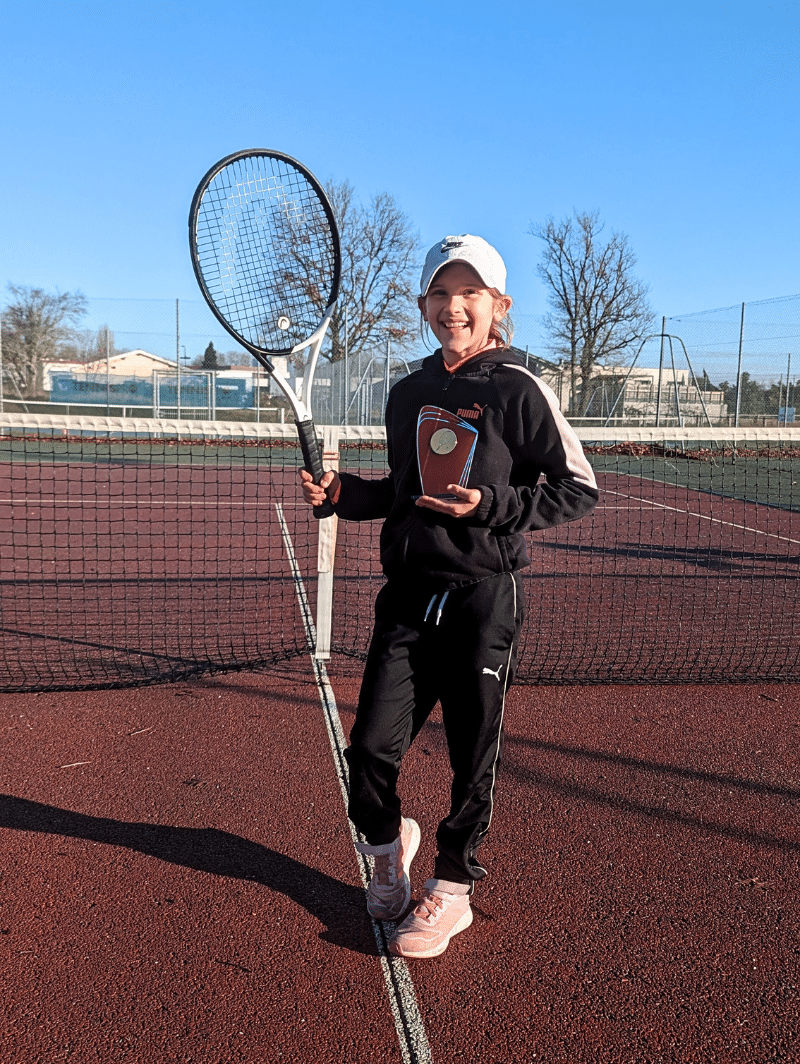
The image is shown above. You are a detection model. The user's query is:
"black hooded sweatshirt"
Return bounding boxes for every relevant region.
[333,346,599,591]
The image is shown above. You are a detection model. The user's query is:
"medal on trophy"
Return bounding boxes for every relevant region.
[416,405,478,499]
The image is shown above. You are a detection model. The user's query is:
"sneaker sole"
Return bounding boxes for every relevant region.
[366,818,421,922]
[388,906,473,959]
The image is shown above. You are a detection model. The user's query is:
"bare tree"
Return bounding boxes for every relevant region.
[251,179,419,372]
[2,284,87,395]
[58,328,95,364]
[531,211,655,416]
[324,181,420,362]
[94,324,117,363]
[60,323,118,365]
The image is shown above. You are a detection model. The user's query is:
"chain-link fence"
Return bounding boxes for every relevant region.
[1,294,798,426]
[664,295,800,425]
[0,297,430,424]
[516,296,800,427]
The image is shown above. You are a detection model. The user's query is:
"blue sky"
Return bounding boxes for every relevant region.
[2,0,799,363]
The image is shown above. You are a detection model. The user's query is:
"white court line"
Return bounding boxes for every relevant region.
[0,497,274,509]
[601,488,800,548]
[275,501,433,1064]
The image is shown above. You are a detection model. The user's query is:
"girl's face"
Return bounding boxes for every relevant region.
[419,263,511,366]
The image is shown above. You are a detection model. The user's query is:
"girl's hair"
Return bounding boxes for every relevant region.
[419,285,514,350]
[487,287,514,349]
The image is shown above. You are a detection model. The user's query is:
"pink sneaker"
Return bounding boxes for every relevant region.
[389,883,473,958]
[355,818,421,921]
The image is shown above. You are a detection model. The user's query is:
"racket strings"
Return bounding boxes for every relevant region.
[194,156,337,354]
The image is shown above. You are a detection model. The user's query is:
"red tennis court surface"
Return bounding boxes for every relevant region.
[2,662,798,1063]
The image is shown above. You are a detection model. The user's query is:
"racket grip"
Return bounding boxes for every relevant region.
[296,419,335,520]
[314,499,335,519]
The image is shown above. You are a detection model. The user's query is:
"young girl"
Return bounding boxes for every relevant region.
[300,234,598,958]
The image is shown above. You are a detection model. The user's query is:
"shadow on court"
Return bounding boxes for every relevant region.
[540,537,800,572]
[497,748,800,853]
[411,714,800,852]
[0,794,377,956]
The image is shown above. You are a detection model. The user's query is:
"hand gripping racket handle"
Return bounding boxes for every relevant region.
[296,419,335,520]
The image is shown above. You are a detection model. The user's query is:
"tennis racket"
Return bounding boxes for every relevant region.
[189,149,341,518]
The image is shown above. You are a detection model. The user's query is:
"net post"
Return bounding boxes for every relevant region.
[314,425,340,661]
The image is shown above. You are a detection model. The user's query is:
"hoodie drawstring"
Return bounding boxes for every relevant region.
[424,591,450,626]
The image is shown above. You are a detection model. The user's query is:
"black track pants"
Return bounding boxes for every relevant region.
[344,571,524,886]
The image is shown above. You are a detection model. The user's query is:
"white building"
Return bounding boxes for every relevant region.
[44,350,175,389]
[82,350,175,377]
[575,365,728,424]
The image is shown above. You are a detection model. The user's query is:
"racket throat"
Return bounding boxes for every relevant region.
[268,365,311,423]
[264,301,335,422]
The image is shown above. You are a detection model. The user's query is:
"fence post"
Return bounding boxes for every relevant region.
[655,318,666,426]
[105,327,110,416]
[314,425,340,660]
[175,299,182,420]
[343,305,349,427]
[734,301,745,427]
[785,352,793,426]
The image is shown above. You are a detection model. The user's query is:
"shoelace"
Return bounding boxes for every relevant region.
[416,893,448,923]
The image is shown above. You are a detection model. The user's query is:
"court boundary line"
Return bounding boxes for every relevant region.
[0,496,278,509]
[275,501,433,1064]
[601,488,800,547]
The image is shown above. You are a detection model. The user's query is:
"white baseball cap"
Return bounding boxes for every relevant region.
[420,234,507,296]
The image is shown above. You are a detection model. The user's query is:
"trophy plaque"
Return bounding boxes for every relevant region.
[416,405,478,498]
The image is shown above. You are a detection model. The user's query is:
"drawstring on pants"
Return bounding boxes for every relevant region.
[424,591,450,626]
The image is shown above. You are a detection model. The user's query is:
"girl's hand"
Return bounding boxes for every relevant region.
[299,468,341,508]
[415,484,481,518]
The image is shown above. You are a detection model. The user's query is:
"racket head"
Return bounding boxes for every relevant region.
[189,149,341,360]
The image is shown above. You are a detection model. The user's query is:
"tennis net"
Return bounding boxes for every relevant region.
[0,414,797,691]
